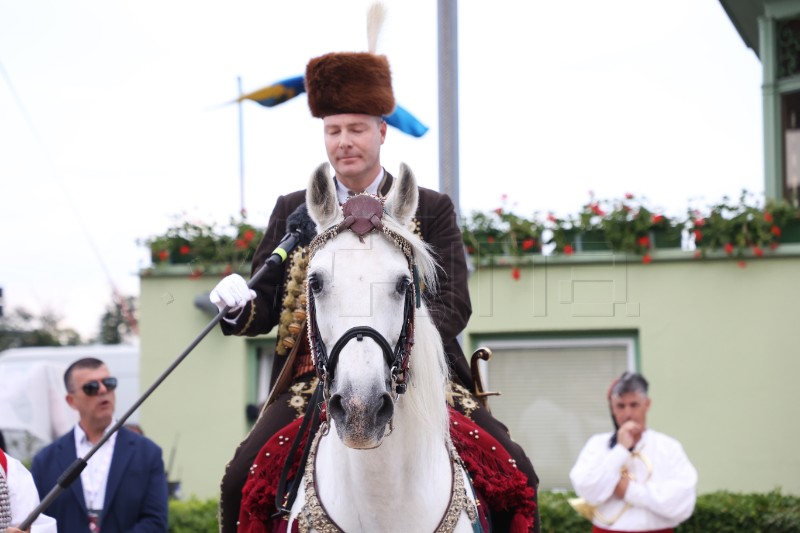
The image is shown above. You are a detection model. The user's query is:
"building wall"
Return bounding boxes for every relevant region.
[464,250,800,495]
[138,268,268,500]
[139,250,800,499]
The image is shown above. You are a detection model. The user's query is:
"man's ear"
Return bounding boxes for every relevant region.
[66,393,77,410]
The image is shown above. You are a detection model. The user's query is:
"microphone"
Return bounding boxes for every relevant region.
[262,203,316,268]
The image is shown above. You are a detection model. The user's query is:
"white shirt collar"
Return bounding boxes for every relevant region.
[335,168,385,204]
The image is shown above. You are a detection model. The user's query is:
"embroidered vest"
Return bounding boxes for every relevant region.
[0,449,11,530]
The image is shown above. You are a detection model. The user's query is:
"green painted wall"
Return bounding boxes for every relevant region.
[464,251,800,495]
[139,251,800,500]
[138,268,271,500]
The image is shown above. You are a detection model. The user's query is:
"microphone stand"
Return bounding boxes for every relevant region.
[19,232,303,531]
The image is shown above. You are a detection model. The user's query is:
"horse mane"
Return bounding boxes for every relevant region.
[380,212,450,444]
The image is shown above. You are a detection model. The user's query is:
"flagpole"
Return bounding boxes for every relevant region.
[238,76,245,214]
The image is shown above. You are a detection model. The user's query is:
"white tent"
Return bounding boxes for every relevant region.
[0,344,139,460]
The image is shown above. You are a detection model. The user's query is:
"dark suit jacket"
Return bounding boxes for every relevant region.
[31,426,168,533]
[220,169,475,388]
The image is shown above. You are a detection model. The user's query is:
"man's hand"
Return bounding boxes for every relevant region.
[614,469,631,499]
[616,420,643,450]
[209,274,256,313]
[6,527,30,533]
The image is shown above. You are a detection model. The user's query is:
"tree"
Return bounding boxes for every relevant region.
[0,308,82,351]
[98,294,138,345]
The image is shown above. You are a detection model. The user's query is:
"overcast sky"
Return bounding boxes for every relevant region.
[0,0,763,339]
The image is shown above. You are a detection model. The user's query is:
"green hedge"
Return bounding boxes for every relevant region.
[168,498,219,533]
[168,490,800,533]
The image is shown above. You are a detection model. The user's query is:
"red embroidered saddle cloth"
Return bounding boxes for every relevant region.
[238,407,536,533]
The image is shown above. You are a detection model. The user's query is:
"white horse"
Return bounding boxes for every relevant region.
[287,163,479,532]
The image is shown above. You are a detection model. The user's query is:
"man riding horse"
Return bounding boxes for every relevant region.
[209,10,540,531]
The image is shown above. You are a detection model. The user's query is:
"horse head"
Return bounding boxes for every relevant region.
[305,162,445,450]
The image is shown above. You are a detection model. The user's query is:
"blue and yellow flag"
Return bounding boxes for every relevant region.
[238,75,306,107]
[238,75,428,138]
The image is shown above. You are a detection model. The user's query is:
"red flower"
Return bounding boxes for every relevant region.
[157,250,169,262]
[637,235,650,247]
[752,245,764,257]
[694,218,705,227]
[235,239,248,250]
[764,212,774,223]
[625,193,634,200]
[651,214,664,224]
[590,203,606,216]
[770,242,779,250]
[724,242,734,255]
[693,230,703,242]
[494,207,503,215]
[466,246,475,254]
[222,264,233,276]
[179,245,190,255]
[771,225,782,237]
[511,267,521,280]
[547,213,558,222]
[487,236,495,244]
[243,229,256,242]
[737,260,747,268]
[642,254,652,264]
[189,268,203,279]
[521,238,536,251]
[563,244,574,255]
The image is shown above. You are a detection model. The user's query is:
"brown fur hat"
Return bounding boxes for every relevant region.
[305,52,395,118]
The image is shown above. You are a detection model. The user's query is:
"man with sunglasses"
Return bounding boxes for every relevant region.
[31,358,169,532]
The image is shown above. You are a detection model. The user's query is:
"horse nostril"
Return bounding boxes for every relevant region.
[328,394,344,419]
[375,393,394,426]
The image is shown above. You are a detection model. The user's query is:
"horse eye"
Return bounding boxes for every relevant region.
[395,277,411,295]
[308,274,324,294]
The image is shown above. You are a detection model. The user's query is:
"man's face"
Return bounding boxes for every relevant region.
[323,113,386,188]
[66,364,116,429]
[610,391,650,429]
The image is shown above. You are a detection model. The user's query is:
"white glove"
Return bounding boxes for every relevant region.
[209,274,256,313]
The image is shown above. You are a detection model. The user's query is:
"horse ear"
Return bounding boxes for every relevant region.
[306,163,340,229]
[385,163,418,227]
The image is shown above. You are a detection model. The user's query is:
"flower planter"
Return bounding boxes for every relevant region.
[575,230,610,252]
[649,229,683,250]
[778,219,800,243]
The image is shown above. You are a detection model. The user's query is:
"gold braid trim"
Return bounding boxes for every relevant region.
[276,247,309,356]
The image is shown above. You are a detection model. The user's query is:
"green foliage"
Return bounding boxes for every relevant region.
[0,307,82,350]
[690,191,800,258]
[139,211,264,277]
[681,490,800,533]
[538,491,588,532]
[167,490,800,532]
[168,497,219,533]
[461,202,544,263]
[459,190,800,260]
[98,295,137,344]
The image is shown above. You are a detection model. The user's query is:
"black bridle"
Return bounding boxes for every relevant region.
[305,193,420,396]
[308,275,416,396]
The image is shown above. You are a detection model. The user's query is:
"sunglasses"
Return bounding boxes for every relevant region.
[81,377,118,396]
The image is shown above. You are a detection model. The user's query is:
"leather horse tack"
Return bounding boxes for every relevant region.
[337,194,385,239]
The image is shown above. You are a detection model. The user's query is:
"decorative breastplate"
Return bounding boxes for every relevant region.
[296,426,478,533]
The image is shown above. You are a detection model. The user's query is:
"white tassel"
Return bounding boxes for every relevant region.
[367,2,387,53]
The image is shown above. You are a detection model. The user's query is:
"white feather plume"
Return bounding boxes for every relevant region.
[366,2,387,53]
